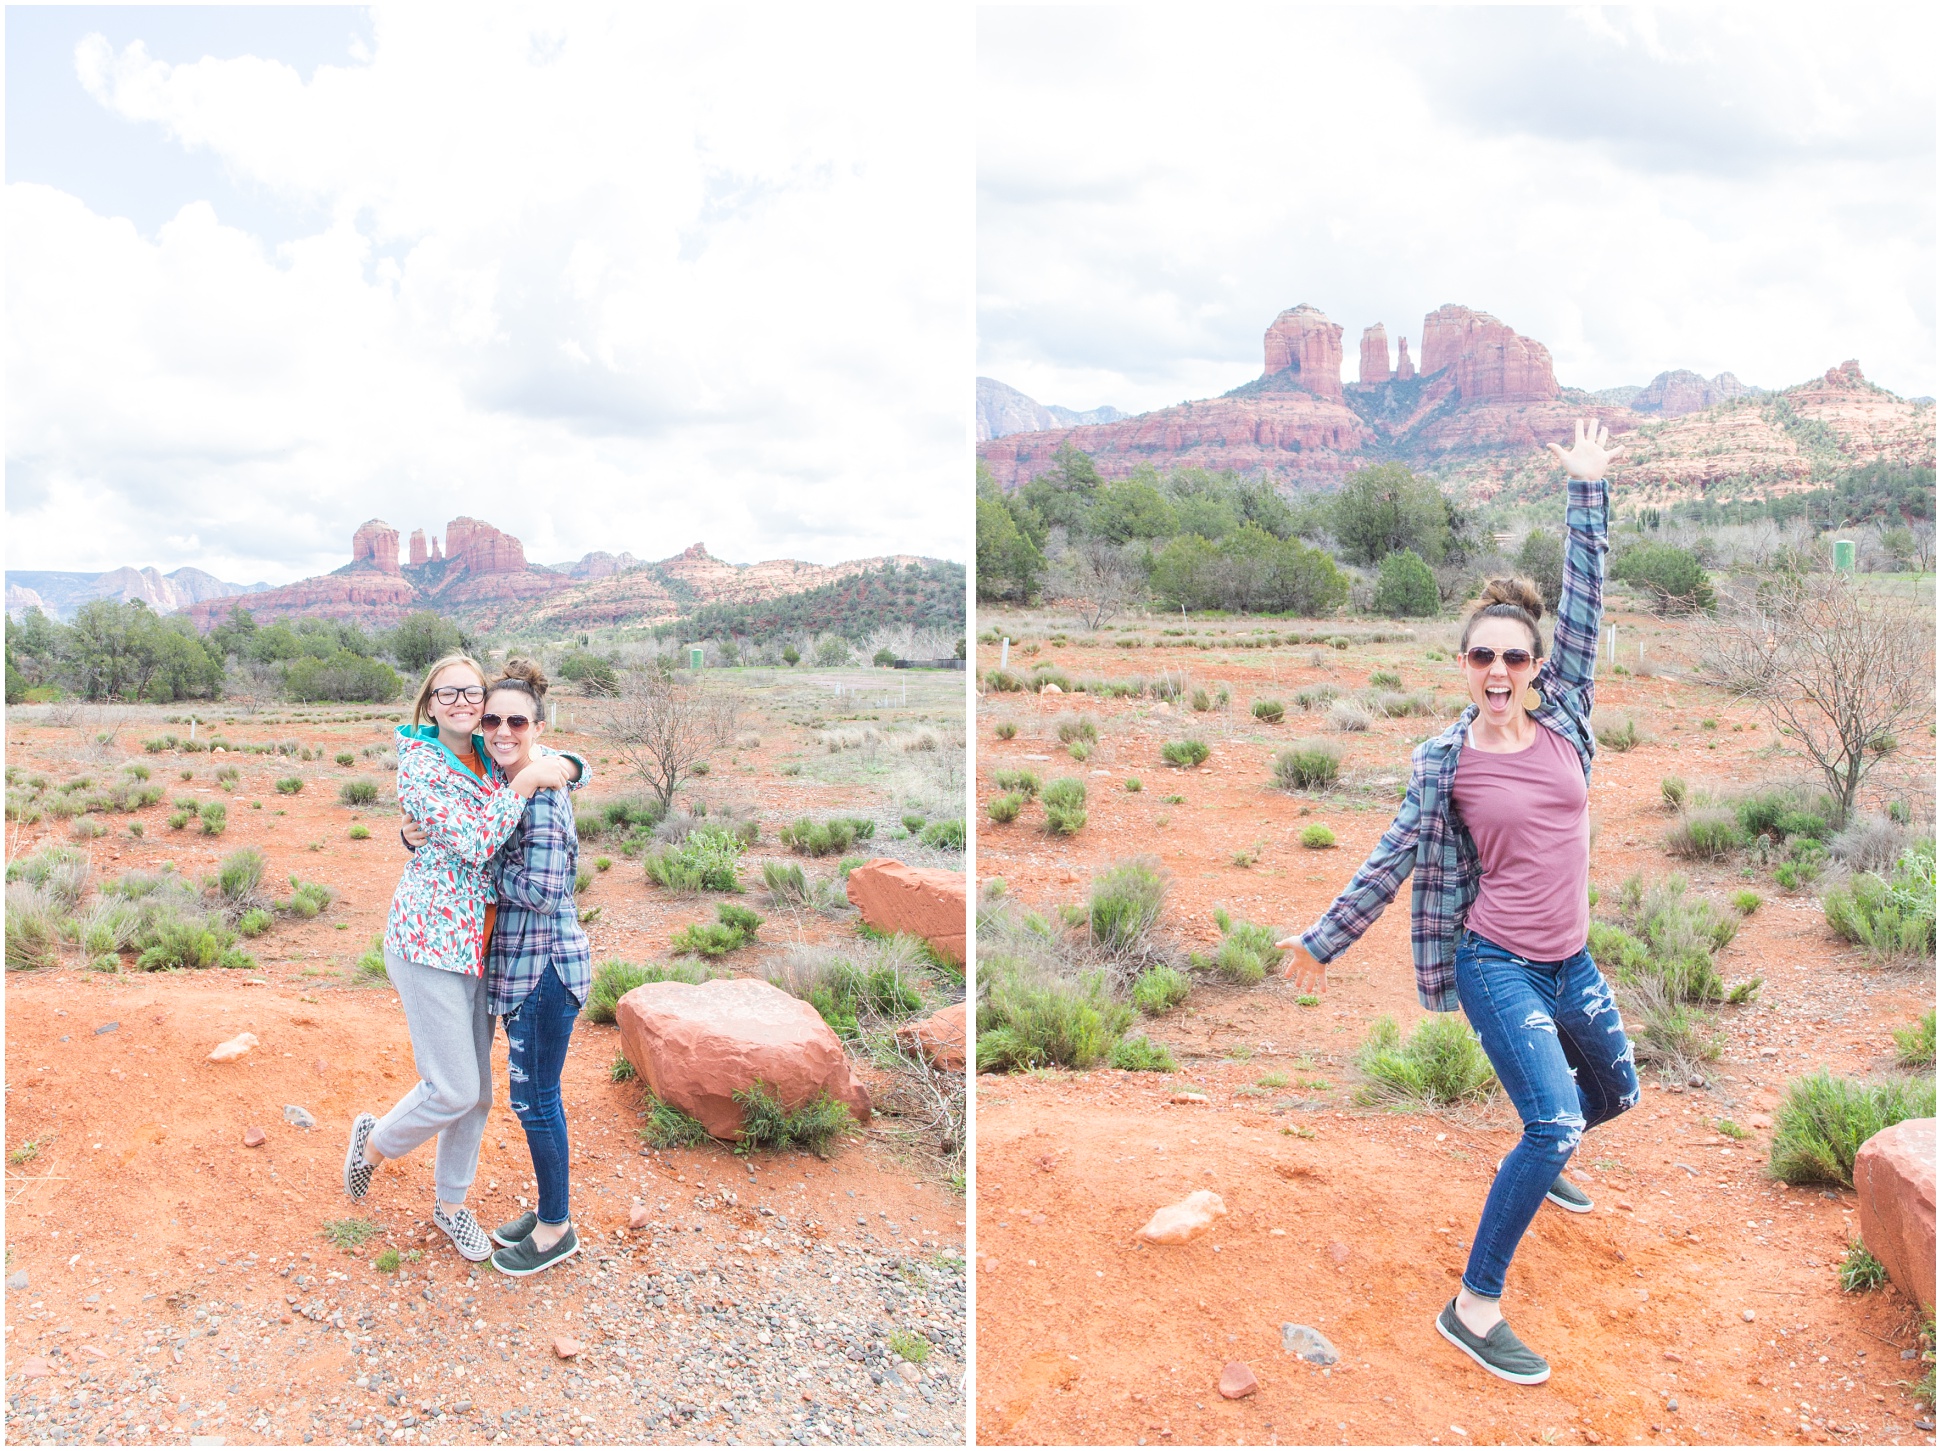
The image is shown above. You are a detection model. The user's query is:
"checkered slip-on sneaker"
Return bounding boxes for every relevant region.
[492,1210,538,1249]
[342,1114,377,1201]
[432,1203,493,1263]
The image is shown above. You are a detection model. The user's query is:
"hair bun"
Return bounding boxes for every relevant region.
[1480,577,1544,621]
[498,657,549,699]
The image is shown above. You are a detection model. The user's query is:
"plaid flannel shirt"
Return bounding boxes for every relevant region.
[485,780,593,1017]
[1299,476,1608,1011]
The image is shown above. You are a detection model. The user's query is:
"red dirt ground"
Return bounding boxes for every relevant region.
[5,689,965,1446]
[973,607,1935,1447]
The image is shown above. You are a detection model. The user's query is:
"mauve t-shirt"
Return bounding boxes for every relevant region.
[1451,722,1589,961]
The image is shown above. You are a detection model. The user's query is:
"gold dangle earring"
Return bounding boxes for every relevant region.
[1522,684,1543,713]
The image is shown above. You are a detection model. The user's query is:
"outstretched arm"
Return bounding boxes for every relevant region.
[1541,419,1620,701]
[1278,775,1425,988]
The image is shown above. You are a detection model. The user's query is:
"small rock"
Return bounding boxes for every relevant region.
[1662,1350,1683,1362]
[5,1270,27,1290]
[897,1362,921,1384]
[80,1344,108,1360]
[452,1401,472,1415]
[1281,1323,1339,1364]
[1450,1426,1468,1438]
[1903,1348,1920,1361]
[95,1021,119,1036]
[1171,1092,1208,1105]
[1218,1361,1257,1399]
[282,1105,316,1129]
[629,1198,651,1229]
[1135,1190,1227,1244]
[243,1127,266,1148]
[553,1336,582,1359]
[19,1355,49,1377]
[1686,1075,1706,1088]
[207,1031,259,1063]
[1749,1114,1772,1129]
[1742,1309,1756,1322]
[1666,1397,1678,1412]
[1617,1200,1635,1211]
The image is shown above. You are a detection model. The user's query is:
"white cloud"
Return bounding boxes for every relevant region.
[9,6,972,581]
[978,5,1934,415]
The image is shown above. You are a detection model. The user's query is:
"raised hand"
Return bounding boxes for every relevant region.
[1277,938,1326,995]
[1546,418,1624,481]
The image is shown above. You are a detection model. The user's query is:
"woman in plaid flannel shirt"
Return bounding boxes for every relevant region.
[1279,421,1639,1386]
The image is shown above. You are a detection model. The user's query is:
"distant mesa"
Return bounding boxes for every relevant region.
[976,377,1124,441]
[5,564,269,623]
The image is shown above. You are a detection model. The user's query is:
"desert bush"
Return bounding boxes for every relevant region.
[1109,1035,1178,1072]
[1042,777,1087,835]
[583,959,720,1024]
[992,768,1040,798]
[1664,809,1745,861]
[274,775,304,795]
[1326,700,1371,732]
[987,793,1024,825]
[983,669,1025,693]
[1611,541,1715,614]
[731,1081,855,1158]
[215,848,267,906]
[1199,907,1282,986]
[976,960,1132,1072]
[1829,814,1918,873]
[1607,873,1736,1000]
[921,819,966,851]
[334,752,355,767]
[1838,1236,1890,1293]
[5,845,91,910]
[1659,775,1690,812]
[642,825,745,893]
[1592,712,1639,752]
[1768,1071,1935,1187]
[1089,856,1167,955]
[5,883,62,971]
[1354,1014,1496,1107]
[1124,777,1141,793]
[1619,971,1725,1080]
[198,801,227,835]
[1056,717,1098,746]
[993,721,1018,740]
[1295,685,1340,711]
[237,908,273,937]
[70,816,109,841]
[759,860,847,914]
[1161,739,1210,768]
[1130,964,1191,1015]
[1732,890,1762,915]
[1368,690,1436,719]
[1895,1010,1936,1068]
[1274,741,1341,791]
[779,816,876,857]
[765,943,926,1039]
[1190,688,1213,712]
[339,779,380,807]
[1301,824,1336,849]
[167,810,193,830]
[1823,839,1936,960]
[1368,669,1403,689]
[1251,700,1285,724]
[671,902,763,958]
[278,876,337,919]
[1372,549,1440,618]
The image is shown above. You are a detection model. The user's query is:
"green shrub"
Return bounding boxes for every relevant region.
[348,824,371,840]
[640,1096,712,1149]
[167,809,193,830]
[983,669,1025,692]
[1067,741,1092,762]
[1823,840,1936,960]
[921,819,966,851]
[778,816,876,857]
[1124,777,1141,793]
[1368,670,1403,689]
[1190,688,1213,712]
[70,816,108,841]
[238,908,274,937]
[6,845,91,909]
[1661,776,1687,810]
[339,780,379,807]
[732,1081,855,1158]
[1355,1014,1497,1107]
[216,847,267,904]
[198,802,227,835]
[1610,541,1715,614]
[136,916,252,972]
[1273,741,1341,790]
[1664,809,1745,860]
[672,902,763,957]
[901,813,926,834]
[643,826,746,893]
[1109,1035,1178,1072]
[1251,700,1285,724]
[609,1054,638,1083]
[1372,549,1440,618]
[4,884,62,971]
[1042,777,1087,835]
[1130,964,1191,1015]
[777,950,925,1039]
[334,752,355,767]
[1593,712,1639,752]
[992,769,1040,798]
[1839,1235,1889,1293]
[1202,907,1282,986]
[274,776,304,795]
[1300,824,1336,849]
[1089,857,1167,955]
[1768,1071,1935,1187]
[1894,1009,1936,1068]
[987,793,1024,825]
[583,959,719,1024]
[993,722,1017,740]
[1732,890,1762,915]
[1161,739,1210,768]
[1056,718,1098,745]
[976,961,1133,1072]
[1295,685,1340,711]
[278,876,337,919]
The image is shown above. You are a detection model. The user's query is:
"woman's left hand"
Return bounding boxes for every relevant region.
[1547,417,1625,481]
[400,815,429,849]
[511,755,575,797]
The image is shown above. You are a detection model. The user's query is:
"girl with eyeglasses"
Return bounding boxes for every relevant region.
[342,651,584,1265]
[1278,420,1636,1386]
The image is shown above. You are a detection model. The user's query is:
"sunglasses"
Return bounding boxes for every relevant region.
[431,685,485,705]
[481,713,534,731]
[1463,647,1534,669]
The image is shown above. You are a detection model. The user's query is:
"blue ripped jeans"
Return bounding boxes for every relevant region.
[1456,929,1639,1299]
[501,963,581,1227]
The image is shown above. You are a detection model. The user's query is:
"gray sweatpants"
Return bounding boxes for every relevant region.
[368,952,493,1204]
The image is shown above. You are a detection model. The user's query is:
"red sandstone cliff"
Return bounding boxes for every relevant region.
[349,520,401,575]
[1359,325,1391,386]
[1262,305,1345,401]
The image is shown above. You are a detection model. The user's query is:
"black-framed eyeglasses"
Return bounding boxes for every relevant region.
[431,685,485,705]
[1463,647,1534,669]
[481,713,533,731]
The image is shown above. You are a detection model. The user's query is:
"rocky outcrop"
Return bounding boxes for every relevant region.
[1358,325,1391,386]
[408,529,429,567]
[1417,304,1559,403]
[844,859,967,966]
[1395,337,1415,380]
[442,517,527,575]
[613,977,870,1141]
[8,566,268,621]
[547,551,642,579]
[349,520,401,575]
[1630,370,1758,417]
[977,378,1126,441]
[1262,305,1345,401]
[431,535,444,562]
[1855,1118,1934,1312]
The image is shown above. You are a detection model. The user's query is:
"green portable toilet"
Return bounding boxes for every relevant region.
[688,645,705,670]
[1833,539,1856,573]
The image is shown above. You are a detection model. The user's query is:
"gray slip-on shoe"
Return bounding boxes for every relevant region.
[1497,1156,1594,1214]
[492,1210,538,1249]
[491,1225,581,1278]
[1435,1299,1551,1385]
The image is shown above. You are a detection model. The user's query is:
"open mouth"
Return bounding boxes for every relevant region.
[1484,686,1512,709]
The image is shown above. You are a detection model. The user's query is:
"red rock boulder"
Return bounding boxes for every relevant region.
[845,859,967,967]
[1855,1117,1935,1312]
[895,1002,967,1071]
[614,977,870,1141]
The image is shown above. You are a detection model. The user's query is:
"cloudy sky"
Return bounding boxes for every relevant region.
[980,5,1935,417]
[8,5,971,583]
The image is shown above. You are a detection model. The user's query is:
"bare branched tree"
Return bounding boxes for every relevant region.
[1701,575,1934,825]
[1049,537,1147,630]
[606,672,739,809]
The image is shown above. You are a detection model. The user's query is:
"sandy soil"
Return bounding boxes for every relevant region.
[973,606,1935,1447]
[4,671,967,1447]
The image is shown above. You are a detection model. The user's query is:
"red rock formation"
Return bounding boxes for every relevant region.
[1262,305,1345,401]
[408,529,429,567]
[182,570,418,630]
[1856,1118,1934,1313]
[846,858,966,966]
[1395,336,1415,380]
[430,535,444,562]
[613,978,870,1140]
[442,517,527,575]
[895,1002,967,1072]
[1824,359,1866,389]
[1358,324,1391,385]
[349,520,401,575]
[1416,304,1559,403]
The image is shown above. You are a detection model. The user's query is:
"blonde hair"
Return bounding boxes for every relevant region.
[1460,578,1547,657]
[411,652,490,728]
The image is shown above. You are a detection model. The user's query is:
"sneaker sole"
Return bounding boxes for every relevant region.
[436,1222,494,1264]
[490,1229,524,1249]
[1547,1188,1594,1214]
[1435,1313,1551,1385]
[491,1238,582,1277]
